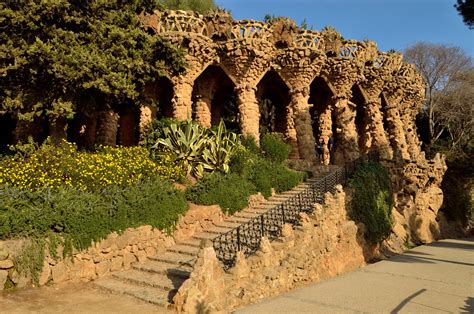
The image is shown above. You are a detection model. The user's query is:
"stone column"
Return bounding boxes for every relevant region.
[285,106,300,159]
[400,103,421,159]
[383,94,410,161]
[236,84,260,143]
[290,88,317,162]
[365,98,392,159]
[171,79,193,120]
[318,103,333,165]
[96,110,119,146]
[194,95,212,128]
[333,96,360,165]
[138,105,155,143]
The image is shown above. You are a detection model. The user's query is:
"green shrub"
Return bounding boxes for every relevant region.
[260,132,291,163]
[0,140,185,191]
[349,162,393,244]
[230,149,305,198]
[153,120,240,178]
[240,135,261,155]
[0,178,188,252]
[186,173,257,215]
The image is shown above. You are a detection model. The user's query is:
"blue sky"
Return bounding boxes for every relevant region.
[215,0,474,57]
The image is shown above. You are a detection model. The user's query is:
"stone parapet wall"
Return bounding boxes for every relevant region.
[0,203,224,291]
[173,186,375,312]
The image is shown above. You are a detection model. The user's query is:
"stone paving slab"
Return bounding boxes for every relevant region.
[236,238,474,314]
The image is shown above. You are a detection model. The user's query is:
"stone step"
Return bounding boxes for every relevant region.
[133,260,192,279]
[233,211,261,219]
[149,252,196,267]
[213,221,243,229]
[205,226,234,235]
[226,216,252,224]
[113,269,186,291]
[177,238,202,248]
[242,208,269,214]
[167,244,200,256]
[252,203,278,210]
[95,278,170,307]
[192,232,219,241]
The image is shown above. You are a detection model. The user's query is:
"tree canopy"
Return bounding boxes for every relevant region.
[160,0,217,14]
[404,42,473,150]
[0,0,186,132]
[455,0,474,29]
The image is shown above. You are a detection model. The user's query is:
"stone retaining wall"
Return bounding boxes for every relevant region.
[173,185,377,312]
[0,203,225,291]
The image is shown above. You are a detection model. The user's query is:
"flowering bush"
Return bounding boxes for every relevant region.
[0,140,184,191]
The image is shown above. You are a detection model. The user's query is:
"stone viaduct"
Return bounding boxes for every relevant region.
[7,10,426,165]
[138,10,425,164]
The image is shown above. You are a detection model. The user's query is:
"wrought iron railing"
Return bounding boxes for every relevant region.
[212,152,378,269]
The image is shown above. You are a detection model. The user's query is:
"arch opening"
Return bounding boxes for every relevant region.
[309,76,336,163]
[192,65,238,130]
[256,71,291,135]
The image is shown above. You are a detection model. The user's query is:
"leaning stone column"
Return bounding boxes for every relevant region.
[382,93,410,160]
[400,102,421,159]
[365,98,392,159]
[290,88,317,162]
[96,110,119,146]
[333,96,360,165]
[236,84,260,143]
[318,103,333,165]
[194,95,212,128]
[171,78,193,120]
[285,106,300,160]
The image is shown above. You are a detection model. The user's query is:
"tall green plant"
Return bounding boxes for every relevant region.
[153,120,240,178]
[154,120,208,177]
[349,162,394,244]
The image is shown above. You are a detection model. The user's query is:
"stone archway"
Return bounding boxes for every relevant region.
[309,77,335,164]
[192,65,236,129]
[256,71,291,135]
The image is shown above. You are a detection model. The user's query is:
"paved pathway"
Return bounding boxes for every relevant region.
[236,238,474,313]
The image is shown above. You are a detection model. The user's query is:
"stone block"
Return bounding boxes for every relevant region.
[0,260,14,269]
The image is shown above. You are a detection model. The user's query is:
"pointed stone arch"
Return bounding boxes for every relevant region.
[309,76,335,164]
[256,70,291,135]
[192,65,237,129]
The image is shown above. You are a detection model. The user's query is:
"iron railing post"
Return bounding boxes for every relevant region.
[237,227,241,252]
[281,205,286,224]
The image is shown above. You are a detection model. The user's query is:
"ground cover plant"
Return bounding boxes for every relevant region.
[187,132,306,212]
[349,162,394,244]
[0,138,188,282]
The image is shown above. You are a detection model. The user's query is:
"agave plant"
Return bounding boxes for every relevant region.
[154,120,241,178]
[202,121,240,174]
[154,120,209,178]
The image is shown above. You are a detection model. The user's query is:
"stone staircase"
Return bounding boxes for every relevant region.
[95,170,334,308]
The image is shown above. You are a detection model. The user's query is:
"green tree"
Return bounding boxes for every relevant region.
[0,0,186,140]
[160,0,217,13]
[455,0,474,29]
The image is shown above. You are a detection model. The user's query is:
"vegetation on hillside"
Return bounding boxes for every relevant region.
[405,42,473,226]
[0,0,186,140]
[349,163,394,244]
